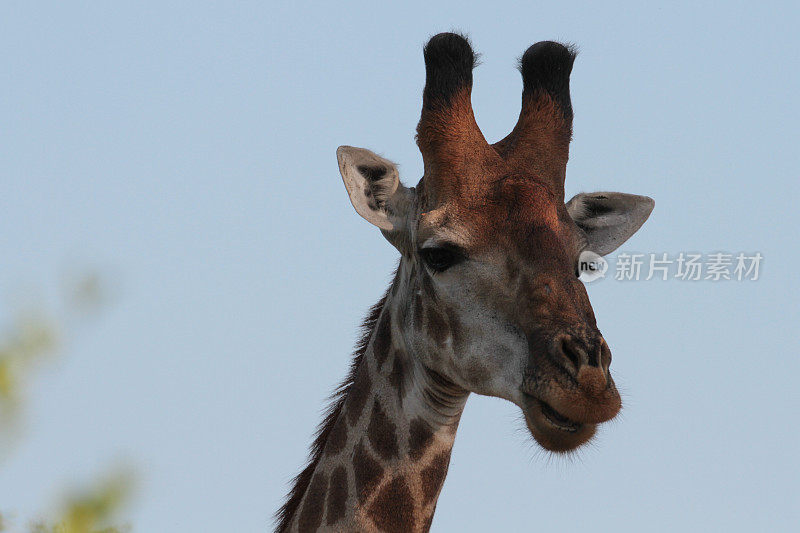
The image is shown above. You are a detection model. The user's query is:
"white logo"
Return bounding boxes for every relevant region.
[578,250,607,283]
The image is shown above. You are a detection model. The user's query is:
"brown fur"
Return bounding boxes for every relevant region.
[422,510,435,532]
[420,452,451,506]
[368,477,415,533]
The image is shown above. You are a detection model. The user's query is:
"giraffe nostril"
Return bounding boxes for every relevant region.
[558,337,584,374]
[586,343,601,367]
[550,334,611,375]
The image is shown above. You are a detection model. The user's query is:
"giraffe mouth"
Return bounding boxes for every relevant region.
[537,399,583,432]
[520,393,597,452]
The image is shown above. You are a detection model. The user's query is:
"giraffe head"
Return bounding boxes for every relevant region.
[337,34,653,453]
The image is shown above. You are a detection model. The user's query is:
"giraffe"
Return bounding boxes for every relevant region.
[276,33,654,532]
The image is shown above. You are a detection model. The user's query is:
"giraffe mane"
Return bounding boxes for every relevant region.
[274,284,391,531]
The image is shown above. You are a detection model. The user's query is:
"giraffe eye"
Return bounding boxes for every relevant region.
[419,246,464,273]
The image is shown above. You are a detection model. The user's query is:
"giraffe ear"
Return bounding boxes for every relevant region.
[337,146,413,234]
[566,192,655,256]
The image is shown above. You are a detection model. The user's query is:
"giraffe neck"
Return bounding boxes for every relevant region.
[284,280,469,532]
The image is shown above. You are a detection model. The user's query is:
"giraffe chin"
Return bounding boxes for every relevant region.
[522,397,598,453]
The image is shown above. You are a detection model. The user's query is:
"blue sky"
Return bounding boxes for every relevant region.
[1,1,798,531]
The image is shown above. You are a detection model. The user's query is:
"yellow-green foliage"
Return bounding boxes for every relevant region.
[27,469,133,533]
[0,314,58,428]
[1,273,134,533]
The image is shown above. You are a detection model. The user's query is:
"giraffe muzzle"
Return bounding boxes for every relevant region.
[518,330,622,451]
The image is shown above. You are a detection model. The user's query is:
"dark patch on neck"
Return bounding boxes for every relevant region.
[373,309,393,368]
[326,466,348,526]
[388,352,406,404]
[324,415,348,456]
[297,471,327,531]
[347,365,372,426]
[368,476,416,533]
[420,451,452,506]
[274,282,392,532]
[353,439,384,504]
[368,399,400,460]
[409,418,435,460]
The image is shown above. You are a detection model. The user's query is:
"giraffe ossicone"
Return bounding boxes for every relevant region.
[277,32,654,532]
